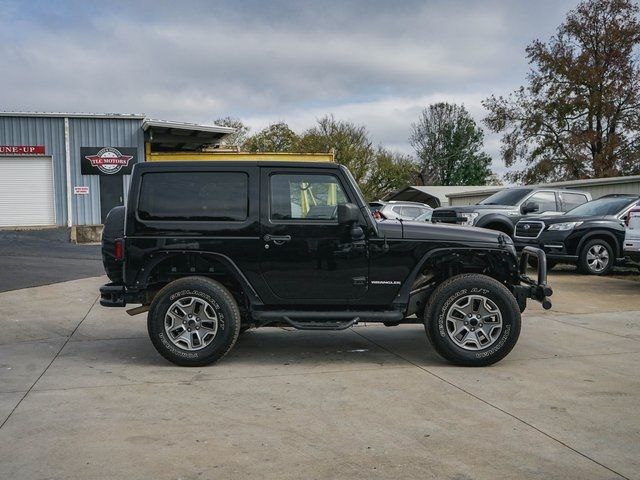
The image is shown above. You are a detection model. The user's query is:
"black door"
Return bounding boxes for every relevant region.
[100,175,124,222]
[259,168,369,302]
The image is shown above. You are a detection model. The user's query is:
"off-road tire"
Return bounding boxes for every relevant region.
[147,277,241,367]
[578,239,614,275]
[424,274,521,367]
[101,206,126,283]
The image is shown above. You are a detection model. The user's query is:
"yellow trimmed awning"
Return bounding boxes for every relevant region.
[145,144,334,163]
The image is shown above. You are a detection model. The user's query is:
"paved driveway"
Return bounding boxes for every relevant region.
[0,273,639,479]
[0,228,102,292]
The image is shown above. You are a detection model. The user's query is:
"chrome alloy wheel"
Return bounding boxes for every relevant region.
[445,295,503,351]
[586,244,610,273]
[164,297,219,351]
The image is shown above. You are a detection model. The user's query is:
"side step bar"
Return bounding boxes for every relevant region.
[283,317,358,330]
[251,310,404,330]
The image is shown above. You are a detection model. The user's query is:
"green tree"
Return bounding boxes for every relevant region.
[410,103,493,186]
[243,122,299,152]
[213,116,250,147]
[363,148,419,200]
[297,116,374,183]
[483,0,640,183]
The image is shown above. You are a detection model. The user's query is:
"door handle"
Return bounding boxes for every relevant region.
[263,234,292,245]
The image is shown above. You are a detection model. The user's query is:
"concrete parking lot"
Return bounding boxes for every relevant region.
[0,272,639,479]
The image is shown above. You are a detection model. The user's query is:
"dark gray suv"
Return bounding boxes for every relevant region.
[432,188,591,236]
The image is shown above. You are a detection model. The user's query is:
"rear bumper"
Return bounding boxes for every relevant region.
[513,246,553,311]
[625,239,640,262]
[100,283,142,307]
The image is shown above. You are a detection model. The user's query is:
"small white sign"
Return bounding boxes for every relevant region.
[74,186,90,195]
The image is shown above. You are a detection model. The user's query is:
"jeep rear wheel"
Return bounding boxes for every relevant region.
[147,277,241,366]
[424,274,521,366]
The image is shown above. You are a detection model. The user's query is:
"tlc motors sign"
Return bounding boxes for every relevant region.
[0,145,45,155]
[80,147,136,176]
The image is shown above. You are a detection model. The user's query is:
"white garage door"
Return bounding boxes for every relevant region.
[0,157,55,227]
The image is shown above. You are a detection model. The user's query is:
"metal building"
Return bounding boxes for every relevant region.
[0,113,234,234]
[384,185,492,207]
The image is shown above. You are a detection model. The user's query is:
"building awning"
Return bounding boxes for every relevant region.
[142,119,236,152]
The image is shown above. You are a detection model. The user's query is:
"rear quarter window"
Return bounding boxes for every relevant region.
[137,172,248,221]
[562,192,589,211]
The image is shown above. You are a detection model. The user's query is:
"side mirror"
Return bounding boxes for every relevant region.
[338,203,360,225]
[521,202,539,214]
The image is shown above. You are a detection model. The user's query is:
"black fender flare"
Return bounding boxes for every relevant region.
[135,250,263,305]
[576,230,622,258]
[393,246,519,310]
[475,214,515,234]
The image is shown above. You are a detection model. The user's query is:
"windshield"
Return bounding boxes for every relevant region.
[479,189,532,206]
[342,166,378,231]
[566,197,636,217]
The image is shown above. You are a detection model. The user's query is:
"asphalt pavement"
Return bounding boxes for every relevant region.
[0,228,103,292]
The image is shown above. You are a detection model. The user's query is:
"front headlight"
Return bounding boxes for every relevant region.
[460,213,479,226]
[547,221,583,231]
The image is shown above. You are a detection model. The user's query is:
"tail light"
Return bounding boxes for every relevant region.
[114,239,124,261]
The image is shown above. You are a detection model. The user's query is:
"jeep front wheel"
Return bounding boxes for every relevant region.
[147,277,241,367]
[424,274,521,366]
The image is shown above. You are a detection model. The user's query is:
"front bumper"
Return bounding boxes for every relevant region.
[514,230,576,261]
[513,246,553,311]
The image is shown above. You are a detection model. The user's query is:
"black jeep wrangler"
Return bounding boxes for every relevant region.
[100,161,552,367]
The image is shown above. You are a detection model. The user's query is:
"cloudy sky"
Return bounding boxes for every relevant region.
[0,0,578,175]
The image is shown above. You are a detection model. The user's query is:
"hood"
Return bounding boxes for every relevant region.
[435,204,514,213]
[525,214,607,224]
[377,219,504,244]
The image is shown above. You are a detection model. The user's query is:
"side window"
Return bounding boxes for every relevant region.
[528,191,557,213]
[138,172,248,221]
[400,206,422,218]
[270,173,348,221]
[562,193,588,212]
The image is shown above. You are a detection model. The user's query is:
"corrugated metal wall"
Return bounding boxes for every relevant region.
[570,182,640,199]
[68,117,144,225]
[0,116,144,226]
[448,182,640,206]
[0,116,66,224]
[450,194,492,206]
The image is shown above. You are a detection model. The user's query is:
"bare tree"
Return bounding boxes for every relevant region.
[213,116,250,147]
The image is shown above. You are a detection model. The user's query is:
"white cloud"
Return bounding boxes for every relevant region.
[0,0,578,177]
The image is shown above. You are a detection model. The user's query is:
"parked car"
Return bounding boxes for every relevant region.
[624,205,640,265]
[514,194,640,275]
[100,160,551,367]
[432,187,591,236]
[374,201,433,221]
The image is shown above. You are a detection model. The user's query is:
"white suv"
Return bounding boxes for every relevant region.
[624,206,640,264]
[377,201,433,220]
